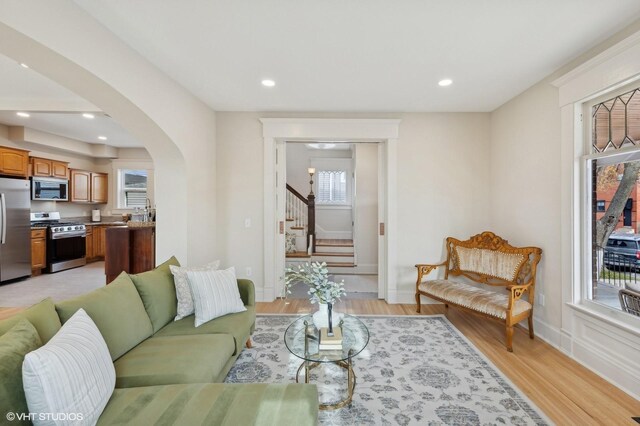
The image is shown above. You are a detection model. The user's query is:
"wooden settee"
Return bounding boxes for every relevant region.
[415,232,542,352]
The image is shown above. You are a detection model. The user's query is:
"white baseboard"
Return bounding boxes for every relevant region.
[533,314,640,401]
[532,317,562,349]
[391,291,441,305]
[330,264,377,274]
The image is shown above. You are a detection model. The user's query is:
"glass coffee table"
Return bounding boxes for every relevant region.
[284,314,369,410]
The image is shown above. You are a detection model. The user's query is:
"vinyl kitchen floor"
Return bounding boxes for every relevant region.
[0,261,106,308]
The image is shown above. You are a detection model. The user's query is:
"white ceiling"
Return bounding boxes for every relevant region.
[0,110,141,148]
[74,0,640,112]
[0,53,142,148]
[1,1,640,145]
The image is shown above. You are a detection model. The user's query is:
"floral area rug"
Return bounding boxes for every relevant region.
[224,315,552,426]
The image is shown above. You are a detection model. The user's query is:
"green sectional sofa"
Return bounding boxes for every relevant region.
[0,258,318,425]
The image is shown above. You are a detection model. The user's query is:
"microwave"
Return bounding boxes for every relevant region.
[31,177,69,201]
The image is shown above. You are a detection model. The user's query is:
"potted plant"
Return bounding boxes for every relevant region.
[285,261,346,327]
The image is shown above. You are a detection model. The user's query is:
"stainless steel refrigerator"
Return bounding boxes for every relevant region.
[0,178,31,283]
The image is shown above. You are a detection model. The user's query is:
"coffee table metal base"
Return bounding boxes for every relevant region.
[295,356,356,410]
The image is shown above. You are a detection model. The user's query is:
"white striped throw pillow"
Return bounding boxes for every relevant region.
[170,260,221,321]
[187,267,247,327]
[22,308,115,426]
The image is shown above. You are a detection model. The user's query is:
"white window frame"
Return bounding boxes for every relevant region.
[578,82,640,329]
[117,168,148,209]
[110,159,154,213]
[311,158,353,208]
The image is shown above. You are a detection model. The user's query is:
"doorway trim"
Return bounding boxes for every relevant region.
[260,118,400,302]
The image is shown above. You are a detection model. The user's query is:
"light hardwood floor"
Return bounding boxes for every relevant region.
[257,299,640,425]
[2,298,637,424]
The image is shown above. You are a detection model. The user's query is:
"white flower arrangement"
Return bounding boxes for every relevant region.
[285,261,346,304]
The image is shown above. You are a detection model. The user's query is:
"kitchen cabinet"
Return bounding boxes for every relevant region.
[31,229,46,275]
[70,169,108,203]
[0,147,29,178]
[85,226,94,261]
[91,173,108,203]
[31,157,69,179]
[85,225,106,261]
[105,226,155,284]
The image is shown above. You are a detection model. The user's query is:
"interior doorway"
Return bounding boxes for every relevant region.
[283,142,380,299]
[261,118,399,304]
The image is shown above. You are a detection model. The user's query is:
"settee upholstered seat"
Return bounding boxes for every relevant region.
[418,279,532,319]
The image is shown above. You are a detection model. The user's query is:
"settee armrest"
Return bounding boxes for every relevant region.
[506,283,531,310]
[415,262,447,285]
[237,279,255,306]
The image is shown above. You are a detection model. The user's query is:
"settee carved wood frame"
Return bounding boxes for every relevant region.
[415,231,542,352]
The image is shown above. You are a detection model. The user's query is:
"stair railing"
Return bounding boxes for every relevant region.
[286,184,315,253]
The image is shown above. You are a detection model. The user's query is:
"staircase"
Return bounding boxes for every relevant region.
[314,239,356,273]
[284,184,356,273]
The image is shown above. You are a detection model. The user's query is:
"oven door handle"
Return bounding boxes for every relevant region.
[51,231,87,240]
[1,193,6,245]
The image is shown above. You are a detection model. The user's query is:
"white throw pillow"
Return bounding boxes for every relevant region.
[170,260,221,321]
[187,267,247,327]
[22,309,115,426]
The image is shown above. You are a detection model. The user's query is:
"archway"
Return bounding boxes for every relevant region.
[0,4,217,265]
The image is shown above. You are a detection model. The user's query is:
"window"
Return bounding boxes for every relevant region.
[118,169,148,208]
[586,86,640,316]
[316,170,347,204]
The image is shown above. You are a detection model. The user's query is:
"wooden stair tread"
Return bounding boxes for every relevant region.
[316,239,354,247]
[286,252,311,258]
[313,252,354,257]
[290,226,305,230]
[286,218,294,222]
[326,262,356,267]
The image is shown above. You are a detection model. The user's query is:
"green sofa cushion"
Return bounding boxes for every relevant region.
[0,319,42,421]
[154,305,255,355]
[0,298,61,344]
[98,383,319,426]
[56,272,153,361]
[130,256,180,333]
[114,334,235,388]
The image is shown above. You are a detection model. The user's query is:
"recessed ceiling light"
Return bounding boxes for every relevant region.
[16,112,30,118]
[19,63,29,69]
[438,79,453,87]
[82,113,95,119]
[261,79,276,87]
[307,143,336,150]
[98,136,107,141]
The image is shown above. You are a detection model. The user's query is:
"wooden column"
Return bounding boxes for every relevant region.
[307,193,315,253]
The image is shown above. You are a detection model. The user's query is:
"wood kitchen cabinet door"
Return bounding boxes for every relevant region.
[51,161,69,178]
[91,173,108,203]
[70,169,91,202]
[0,147,29,177]
[85,226,94,261]
[31,158,52,177]
[94,226,106,259]
[30,229,46,274]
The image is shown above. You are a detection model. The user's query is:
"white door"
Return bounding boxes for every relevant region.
[275,141,287,298]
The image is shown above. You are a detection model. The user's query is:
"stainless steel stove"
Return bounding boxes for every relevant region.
[30,212,87,273]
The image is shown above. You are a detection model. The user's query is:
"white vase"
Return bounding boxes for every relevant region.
[312,303,343,328]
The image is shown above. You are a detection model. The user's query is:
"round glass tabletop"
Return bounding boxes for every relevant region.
[284,314,370,363]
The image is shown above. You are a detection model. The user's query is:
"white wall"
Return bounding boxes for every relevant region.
[490,82,562,330]
[0,2,217,266]
[216,112,491,298]
[354,143,378,272]
[489,21,640,399]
